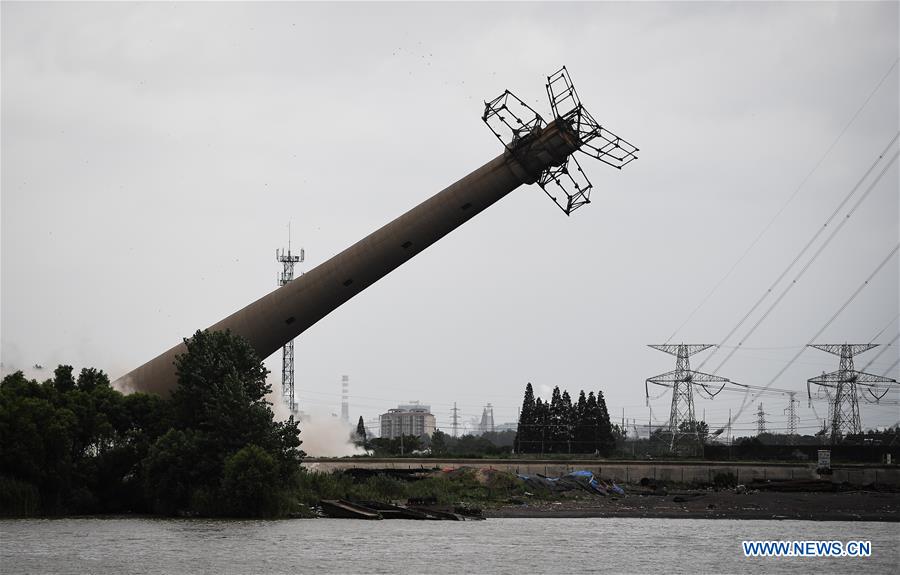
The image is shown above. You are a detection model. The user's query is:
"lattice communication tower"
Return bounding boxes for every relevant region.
[276,237,304,414]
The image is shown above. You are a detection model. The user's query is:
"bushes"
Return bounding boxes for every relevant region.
[0,330,306,518]
[221,445,283,517]
[294,468,526,507]
[0,476,41,517]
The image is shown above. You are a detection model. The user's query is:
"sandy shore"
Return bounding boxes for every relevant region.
[486,490,900,521]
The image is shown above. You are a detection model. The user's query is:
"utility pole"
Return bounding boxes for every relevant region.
[451,402,459,438]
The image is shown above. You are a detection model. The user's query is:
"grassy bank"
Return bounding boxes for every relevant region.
[295,468,527,509]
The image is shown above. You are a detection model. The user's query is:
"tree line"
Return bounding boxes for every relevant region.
[0,330,304,517]
[514,383,622,455]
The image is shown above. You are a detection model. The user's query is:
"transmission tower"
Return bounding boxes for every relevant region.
[645,344,729,455]
[451,402,459,438]
[784,392,799,437]
[756,403,768,436]
[276,230,304,415]
[807,343,897,444]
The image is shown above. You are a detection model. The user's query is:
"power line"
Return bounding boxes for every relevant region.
[665,57,900,344]
[696,134,898,372]
[706,146,900,374]
[869,313,899,343]
[729,241,900,423]
[860,334,899,372]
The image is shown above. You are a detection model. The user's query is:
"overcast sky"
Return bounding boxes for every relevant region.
[3,1,898,438]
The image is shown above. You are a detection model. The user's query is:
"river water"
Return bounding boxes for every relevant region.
[1,517,897,574]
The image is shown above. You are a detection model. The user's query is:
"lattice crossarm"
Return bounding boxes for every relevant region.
[537,155,593,215]
[688,371,731,384]
[646,370,680,384]
[482,90,546,151]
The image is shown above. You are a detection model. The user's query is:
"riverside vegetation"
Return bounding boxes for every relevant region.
[0,330,304,518]
[0,330,531,519]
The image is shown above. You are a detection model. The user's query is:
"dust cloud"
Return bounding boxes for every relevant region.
[266,386,366,457]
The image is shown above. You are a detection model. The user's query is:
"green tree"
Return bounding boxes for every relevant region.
[584,392,598,453]
[430,429,448,455]
[679,420,710,444]
[355,415,367,446]
[560,390,574,453]
[548,386,564,453]
[142,428,202,515]
[221,444,281,517]
[574,390,590,453]
[515,382,536,454]
[145,329,304,516]
[53,365,76,394]
[534,398,549,454]
[596,390,615,455]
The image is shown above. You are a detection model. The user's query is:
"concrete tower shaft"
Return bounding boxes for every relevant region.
[120,120,582,395]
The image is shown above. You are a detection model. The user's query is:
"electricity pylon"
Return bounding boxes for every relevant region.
[807,343,897,444]
[756,402,768,436]
[784,392,799,439]
[645,344,729,455]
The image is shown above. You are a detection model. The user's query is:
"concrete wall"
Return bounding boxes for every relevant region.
[302,458,900,487]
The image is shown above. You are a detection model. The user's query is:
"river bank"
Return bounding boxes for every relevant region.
[486,489,900,521]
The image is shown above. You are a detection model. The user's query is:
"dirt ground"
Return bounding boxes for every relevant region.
[487,489,900,521]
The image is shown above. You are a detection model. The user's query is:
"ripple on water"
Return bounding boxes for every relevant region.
[1,517,898,574]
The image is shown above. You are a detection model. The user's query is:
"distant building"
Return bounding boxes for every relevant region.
[380,402,436,438]
[478,404,495,435]
[628,424,658,440]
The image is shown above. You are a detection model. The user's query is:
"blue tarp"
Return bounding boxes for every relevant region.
[516,470,624,496]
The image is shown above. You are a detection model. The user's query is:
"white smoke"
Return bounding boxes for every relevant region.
[265,385,365,457]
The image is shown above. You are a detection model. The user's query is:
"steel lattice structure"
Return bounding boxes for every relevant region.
[645,344,729,455]
[483,66,638,215]
[784,392,799,438]
[276,243,304,415]
[807,343,897,444]
[756,403,768,436]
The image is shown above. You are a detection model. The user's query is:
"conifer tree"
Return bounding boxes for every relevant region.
[534,398,548,454]
[596,390,616,455]
[549,386,564,453]
[574,390,589,453]
[560,390,573,453]
[585,392,599,453]
[516,382,536,453]
[356,416,367,446]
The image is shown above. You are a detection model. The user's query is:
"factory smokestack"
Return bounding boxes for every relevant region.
[341,375,349,423]
[116,68,636,395]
